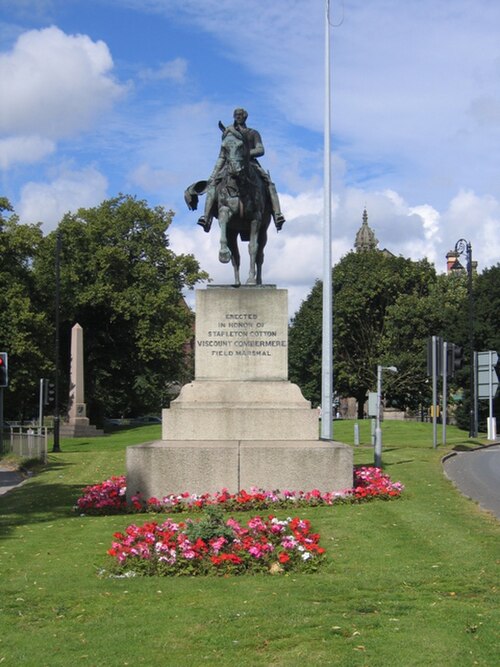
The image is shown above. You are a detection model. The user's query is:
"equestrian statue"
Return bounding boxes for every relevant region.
[184,108,285,286]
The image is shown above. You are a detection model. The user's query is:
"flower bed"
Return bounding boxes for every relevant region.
[107,507,325,576]
[76,466,404,516]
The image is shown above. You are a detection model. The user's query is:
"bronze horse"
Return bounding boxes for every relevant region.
[185,129,272,286]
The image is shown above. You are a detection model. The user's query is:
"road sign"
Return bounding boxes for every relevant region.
[368,392,377,417]
[477,351,499,399]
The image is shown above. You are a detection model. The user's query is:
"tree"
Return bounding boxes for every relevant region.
[0,198,52,420]
[289,250,440,417]
[473,264,500,353]
[381,271,468,411]
[461,263,500,429]
[288,280,323,407]
[32,195,208,422]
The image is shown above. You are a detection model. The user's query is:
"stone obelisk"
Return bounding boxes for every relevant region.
[60,323,103,437]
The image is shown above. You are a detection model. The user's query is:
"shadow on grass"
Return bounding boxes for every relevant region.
[0,459,84,539]
[383,459,415,467]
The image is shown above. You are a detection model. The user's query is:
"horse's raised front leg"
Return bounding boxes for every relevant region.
[218,207,232,264]
[246,219,260,285]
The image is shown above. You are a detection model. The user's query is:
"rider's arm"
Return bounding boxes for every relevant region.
[209,149,225,181]
[249,130,265,159]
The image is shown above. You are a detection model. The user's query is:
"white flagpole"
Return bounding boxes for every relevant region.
[321,0,333,439]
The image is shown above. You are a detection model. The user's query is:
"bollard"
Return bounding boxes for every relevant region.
[374,426,382,468]
[354,422,360,446]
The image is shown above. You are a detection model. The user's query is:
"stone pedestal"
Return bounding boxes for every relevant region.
[126,287,352,499]
[60,421,104,438]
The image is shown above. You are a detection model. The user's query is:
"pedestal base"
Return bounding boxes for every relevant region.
[162,381,318,441]
[126,286,353,500]
[60,422,104,438]
[126,439,353,499]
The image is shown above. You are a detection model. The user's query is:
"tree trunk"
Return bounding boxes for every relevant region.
[356,391,367,419]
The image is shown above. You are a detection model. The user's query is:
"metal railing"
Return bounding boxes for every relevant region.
[8,426,48,462]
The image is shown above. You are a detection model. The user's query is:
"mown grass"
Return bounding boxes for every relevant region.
[0,421,498,666]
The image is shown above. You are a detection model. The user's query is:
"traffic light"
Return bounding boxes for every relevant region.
[447,343,463,377]
[44,379,55,405]
[0,353,8,387]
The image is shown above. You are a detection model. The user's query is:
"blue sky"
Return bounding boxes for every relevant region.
[1,0,500,314]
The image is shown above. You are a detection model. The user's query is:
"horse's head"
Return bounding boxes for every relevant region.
[221,130,248,179]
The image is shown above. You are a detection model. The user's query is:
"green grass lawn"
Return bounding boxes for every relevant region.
[1,421,498,666]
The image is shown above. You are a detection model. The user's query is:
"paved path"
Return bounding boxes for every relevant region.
[0,467,26,496]
[443,444,500,520]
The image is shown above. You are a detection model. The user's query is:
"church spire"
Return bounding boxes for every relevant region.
[354,208,378,252]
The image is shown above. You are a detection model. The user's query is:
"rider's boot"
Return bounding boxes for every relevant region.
[197,215,212,233]
[267,181,286,231]
[197,187,215,232]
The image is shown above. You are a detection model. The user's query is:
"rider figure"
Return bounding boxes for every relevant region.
[197,108,286,233]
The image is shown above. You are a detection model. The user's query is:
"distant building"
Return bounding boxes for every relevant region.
[445,250,478,274]
[354,208,378,252]
[353,208,393,257]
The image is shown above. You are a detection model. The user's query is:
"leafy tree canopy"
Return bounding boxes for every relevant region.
[289,250,447,416]
[2,194,207,423]
[0,199,52,420]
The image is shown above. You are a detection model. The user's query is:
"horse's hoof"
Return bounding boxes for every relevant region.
[246,277,257,286]
[219,249,231,264]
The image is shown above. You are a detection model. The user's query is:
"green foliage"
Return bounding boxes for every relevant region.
[455,264,500,430]
[2,195,208,422]
[288,280,323,406]
[184,505,235,543]
[333,252,438,413]
[381,271,469,410]
[288,250,498,420]
[289,250,441,415]
[473,263,500,353]
[0,423,498,666]
[0,199,53,419]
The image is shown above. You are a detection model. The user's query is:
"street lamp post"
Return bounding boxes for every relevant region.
[321,0,333,440]
[52,230,61,453]
[454,238,476,438]
[375,365,397,468]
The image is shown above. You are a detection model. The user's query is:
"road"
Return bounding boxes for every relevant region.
[443,444,500,520]
[0,466,26,496]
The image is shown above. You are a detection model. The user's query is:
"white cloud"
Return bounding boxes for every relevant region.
[131,0,500,211]
[442,190,500,267]
[0,26,127,140]
[0,135,55,169]
[130,100,232,203]
[139,57,188,83]
[18,167,108,230]
[280,190,322,221]
[129,163,177,193]
[172,177,500,318]
[2,0,499,312]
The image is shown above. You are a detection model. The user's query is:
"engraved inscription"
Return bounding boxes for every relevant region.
[197,311,286,359]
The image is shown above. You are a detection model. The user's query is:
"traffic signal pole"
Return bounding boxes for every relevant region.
[432,335,438,449]
[39,378,44,431]
[442,340,448,447]
[0,352,8,455]
[0,386,3,455]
